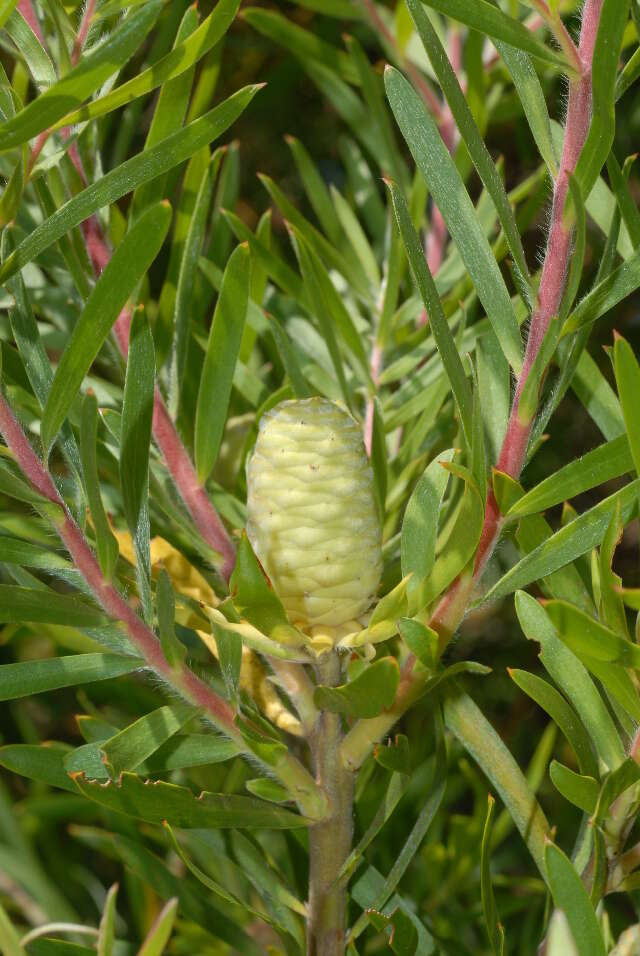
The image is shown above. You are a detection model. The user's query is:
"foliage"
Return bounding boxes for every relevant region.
[0,0,639,953]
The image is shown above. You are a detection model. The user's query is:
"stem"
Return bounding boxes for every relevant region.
[431,0,603,641]
[308,652,354,955]
[72,0,97,65]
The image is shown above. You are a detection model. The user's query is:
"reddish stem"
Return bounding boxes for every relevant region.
[18,0,44,44]
[430,0,603,638]
[0,391,237,733]
[72,0,97,65]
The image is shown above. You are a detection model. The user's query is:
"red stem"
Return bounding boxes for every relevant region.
[72,0,97,65]
[430,0,603,637]
[0,391,237,733]
[17,0,44,44]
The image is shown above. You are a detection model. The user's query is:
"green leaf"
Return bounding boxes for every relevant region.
[0,653,142,701]
[171,150,219,415]
[351,710,447,939]
[120,307,155,622]
[195,242,251,483]
[100,702,197,777]
[71,772,309,828]
[413,463,484,609]
[574,0,630,199]
[80,394,120,581]
[330,184,380,289]
[3,227,84,482]
[508,669,598,776]
[0,743,76,792]
[156,569,185,669]
[546,842,606,956]
[97,884,118,956]
[229,534,305,647]
[606,153,640,249]
[289,220,370,379]
[444,686,550,879]
[509,435,634,517]
[614,333,640,478]
[130,5,200,219]
[0,2,164,152]
[368,908,418,955]
[0,86,261,285]
[214,626,242,704]
[385,66,523,371]
[477,330,510,465]
[145,734,239,771]
[418,0,569,70]
[267,314,312,399]
[4,11,56,91]
[406,0,530,290]
[497,41,557,176]
[0,902,26,956]
[42,202,171,456]
[544,599,640,669]
[563,246,640,336]
[401,449,454,591]
[398,618,439,668]
[242,7,357,84]
[0,0,19,32]
[515,591,624,769]
[55,0,240,131]
[288,229,352,407]
[481,795,505,956]
[485,480,640,603]
[137,898,178,956]
[286,134,342,242]
[388,180,473,441]
[0,586,109,628]
[345,35,406,187]
[374,734,411,775]
[549,761,599,813]
[0,536,69,571]
[313,658,400,718]
[244,777,291,804]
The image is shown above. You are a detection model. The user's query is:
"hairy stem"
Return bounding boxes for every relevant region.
[431,0,603,641]
[308,652,354,955]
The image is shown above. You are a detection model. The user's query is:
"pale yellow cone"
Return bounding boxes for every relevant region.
[246,398,382,632]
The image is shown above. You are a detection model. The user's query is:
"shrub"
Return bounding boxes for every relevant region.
[0,1,640,953]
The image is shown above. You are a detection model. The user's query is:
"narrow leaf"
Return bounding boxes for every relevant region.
[0,653,141,701]
[195,243,251,483]
[385,67,523,370]
[42,202,171,456]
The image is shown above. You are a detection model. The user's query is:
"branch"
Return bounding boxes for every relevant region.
[342,0,604,770]
[432,0,603,638]
[72,0,97,65]
[0,390,325,818]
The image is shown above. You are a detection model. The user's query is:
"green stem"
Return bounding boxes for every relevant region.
[307,651,354,956]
